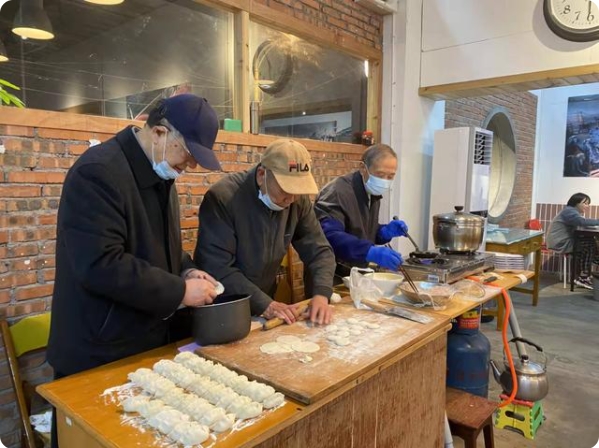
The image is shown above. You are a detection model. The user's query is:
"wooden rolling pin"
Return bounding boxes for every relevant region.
[262,299,312,331]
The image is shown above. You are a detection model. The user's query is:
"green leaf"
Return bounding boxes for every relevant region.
[0,79,20,90]
[0,90,10,105]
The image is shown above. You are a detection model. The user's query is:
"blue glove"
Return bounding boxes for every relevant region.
[378,219,409,241]
[365,246,403,271]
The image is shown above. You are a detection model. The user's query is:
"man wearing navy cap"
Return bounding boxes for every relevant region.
[48,94,222,379]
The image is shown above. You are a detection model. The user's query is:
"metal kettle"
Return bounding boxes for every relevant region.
[489,337,549,402]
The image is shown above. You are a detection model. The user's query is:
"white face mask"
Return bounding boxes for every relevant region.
[152,134,182,180]
[258,171,286,211]
[364,169,392,196]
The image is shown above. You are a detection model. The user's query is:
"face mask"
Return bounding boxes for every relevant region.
[152,134,182,180]
[258,172,286,211]
[364,169,392,196]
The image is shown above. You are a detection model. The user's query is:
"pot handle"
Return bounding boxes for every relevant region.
[509,337,543,352]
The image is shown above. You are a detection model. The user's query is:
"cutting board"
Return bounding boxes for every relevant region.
[197,303,449,405]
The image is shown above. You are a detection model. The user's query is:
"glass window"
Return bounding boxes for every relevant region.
[0,0,233,121]
[249,22,368,143]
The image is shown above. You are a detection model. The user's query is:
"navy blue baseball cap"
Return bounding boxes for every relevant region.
[160,94,221,170]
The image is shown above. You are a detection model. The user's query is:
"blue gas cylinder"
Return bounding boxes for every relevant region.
[446,306,491,398]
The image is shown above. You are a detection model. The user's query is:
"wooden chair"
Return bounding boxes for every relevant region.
[0,313,52,448]
[446,387,497,448]
[274,245,295,304]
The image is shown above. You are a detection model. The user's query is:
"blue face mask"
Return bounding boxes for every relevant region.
[364,168,392,196]
[152,135,182,180]
[258,172,286,211]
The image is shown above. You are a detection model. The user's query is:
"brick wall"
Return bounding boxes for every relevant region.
[263,0,384,49]
[445,92,538,228]
[0,107,364,445]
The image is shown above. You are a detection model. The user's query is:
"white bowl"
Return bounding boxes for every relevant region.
[365,272,404,297]
[342,276,351,289]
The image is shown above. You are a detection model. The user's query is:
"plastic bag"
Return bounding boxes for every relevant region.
[349,267,382,308]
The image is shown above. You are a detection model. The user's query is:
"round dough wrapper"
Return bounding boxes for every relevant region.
[347,318,360,325]
[335,330,350,338]
[365,322,380,329]
[260,342,294,354]
[276,335,302,345]
[334,337,351,346]
[291,341,320,353]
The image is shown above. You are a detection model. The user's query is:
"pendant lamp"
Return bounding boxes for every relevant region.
[0,40,8,62]
[12,0,54,40]
[84,0,124,5]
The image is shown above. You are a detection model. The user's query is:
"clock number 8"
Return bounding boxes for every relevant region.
[564,5,571,14]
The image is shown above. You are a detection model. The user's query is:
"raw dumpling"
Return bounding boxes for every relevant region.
[160,387,188,409]
[197,407,227,426]
[169,421,210,445]
[263,392,285,409]
[138,399,167,419]
[121,395,150,413]
[227,396,262,419]
[147,377,176,397]
[210,413,235,433]
[148,408,188,434]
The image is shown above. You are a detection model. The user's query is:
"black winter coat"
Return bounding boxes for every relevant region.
[47,127,194,376]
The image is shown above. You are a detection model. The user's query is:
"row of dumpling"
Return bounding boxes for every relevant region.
[152,359,262,419]
[121,392,211,446]
[173,352,285,408]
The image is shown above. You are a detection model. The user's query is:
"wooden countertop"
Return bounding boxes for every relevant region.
[37,302,451,448]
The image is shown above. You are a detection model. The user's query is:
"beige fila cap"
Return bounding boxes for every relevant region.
[260,139,319,195]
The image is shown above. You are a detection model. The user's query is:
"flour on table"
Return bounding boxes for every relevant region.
[290,341,320,353]
[260,342,294,354]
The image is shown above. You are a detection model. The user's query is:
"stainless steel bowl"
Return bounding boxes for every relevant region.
[192,294,251,346]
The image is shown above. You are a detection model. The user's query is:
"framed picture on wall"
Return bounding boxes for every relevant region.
[564,94,599,177]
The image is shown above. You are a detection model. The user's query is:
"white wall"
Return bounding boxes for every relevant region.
[381,0,446,255]
[535,83,599,205]
[421,0,599,87]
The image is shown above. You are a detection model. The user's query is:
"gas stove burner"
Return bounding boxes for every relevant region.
[409,250,439,259]
[406,257,449,266]
[439,249,480,257]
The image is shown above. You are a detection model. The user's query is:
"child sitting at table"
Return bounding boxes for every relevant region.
[546,193,599,290]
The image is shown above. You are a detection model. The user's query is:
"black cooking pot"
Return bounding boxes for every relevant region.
[192,294,251,346]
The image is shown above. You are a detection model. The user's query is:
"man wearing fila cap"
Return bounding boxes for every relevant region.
[195,139,335,324]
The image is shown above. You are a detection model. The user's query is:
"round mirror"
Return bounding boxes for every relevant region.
[483,108,517,223]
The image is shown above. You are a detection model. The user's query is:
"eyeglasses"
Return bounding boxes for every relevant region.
[170,131,193,160]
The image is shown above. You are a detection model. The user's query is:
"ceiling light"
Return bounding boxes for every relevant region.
[12,0,55,40]
[0,40,8,62]
[84,0,124,4]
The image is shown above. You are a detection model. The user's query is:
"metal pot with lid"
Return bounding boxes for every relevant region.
[432,206,485,252]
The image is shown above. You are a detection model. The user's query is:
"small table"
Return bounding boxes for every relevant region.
[485,229,543,306]
[570,227,599,291]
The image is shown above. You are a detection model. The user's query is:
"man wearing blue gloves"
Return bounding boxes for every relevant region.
[314,144,408,280]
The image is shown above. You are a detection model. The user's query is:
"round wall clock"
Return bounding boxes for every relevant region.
[544,0,599,42]
[252,39,293,95]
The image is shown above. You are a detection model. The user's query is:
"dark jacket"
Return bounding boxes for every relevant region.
[314,171,387,278]
[546,205,599,253]
[48,127,195,376]
[194,167,335,315]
